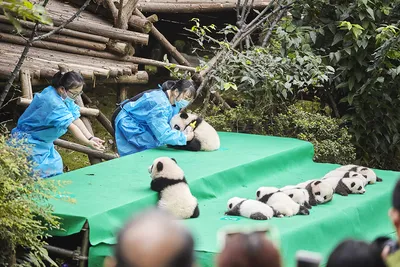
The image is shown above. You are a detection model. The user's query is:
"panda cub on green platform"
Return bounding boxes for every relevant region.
[169,112,220,151]
[148,157,199,219]
[225,197,280,220]
[334,165,383,185]
[256,187,310,217]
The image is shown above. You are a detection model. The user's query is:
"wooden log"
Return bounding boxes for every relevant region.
[0,15,109,43]
[1,34,188,73]
[50,17,149,45]
[0,43,139,75]
[118,86,128,102]
[146,14,158,23]
[136,2,270,13]
[81,93,92,104]
[134,9,193,69]
[20,69,33,99]
[97,112,115,137]
[101,71,148,84]
[0,23,107,51]
[17,97,100,116]
[106,40,135,56]
[54,139,117,160]
[29,71,147,86]
[75,95,103,165]
[129,15,153,33]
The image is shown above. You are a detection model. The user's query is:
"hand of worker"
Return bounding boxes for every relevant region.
[88,139,105,151]
[184,126,194,142]
[91,136,105,145]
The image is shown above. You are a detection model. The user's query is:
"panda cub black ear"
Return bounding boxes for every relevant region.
[180,112,189,119]
[156,161,164,172]
[171,158,177,163]
[314,181,321,185]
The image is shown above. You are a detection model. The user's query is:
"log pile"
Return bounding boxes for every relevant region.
[0,0,154,85]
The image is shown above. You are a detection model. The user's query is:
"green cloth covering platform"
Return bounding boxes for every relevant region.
[49,132,399,267]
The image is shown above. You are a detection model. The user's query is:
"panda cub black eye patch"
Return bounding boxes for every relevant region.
[289,194,294,198]
[256,191,260,197]
[358,186,362,190]
[315,192,321,195]
[351,182,355,187]
[174,125,180,130]
[229,204,233,209]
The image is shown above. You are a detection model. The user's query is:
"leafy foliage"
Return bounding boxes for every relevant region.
[0,134,71,266]
[291,0,400,169]
[269,105,356,165]
[197,103,355,165]
[0,0,53,32]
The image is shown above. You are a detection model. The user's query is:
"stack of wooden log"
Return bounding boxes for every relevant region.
[0,0,156,85]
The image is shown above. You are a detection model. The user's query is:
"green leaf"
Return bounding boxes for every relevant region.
[332,33,343,46]
[366,7,375,20]
[344,47,352,55]
[349,76,355,90]
[309,31,317,44]
[334,51,341,62]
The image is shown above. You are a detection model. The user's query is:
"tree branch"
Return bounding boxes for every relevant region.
[261,8,287,46]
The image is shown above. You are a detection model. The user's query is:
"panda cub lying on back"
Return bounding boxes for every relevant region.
[169,112,220,151]
[225,197,280,220]
[148,157,199,219]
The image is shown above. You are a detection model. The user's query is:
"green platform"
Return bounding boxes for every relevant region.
[49,132,399,267]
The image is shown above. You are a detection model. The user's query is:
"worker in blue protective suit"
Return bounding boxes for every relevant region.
[112,79,197,156]
[10,71,105,178]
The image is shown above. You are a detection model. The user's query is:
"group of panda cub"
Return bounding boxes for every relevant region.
[145,111,384,221]
[146,112,220,219]
[226,165,383,220]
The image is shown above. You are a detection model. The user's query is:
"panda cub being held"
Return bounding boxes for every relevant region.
[256,187,310,217]
[169,112,220,151]
[225,197,280,220]
[148,157,199,219]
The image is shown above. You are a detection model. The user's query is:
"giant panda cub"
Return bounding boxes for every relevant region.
[334,164,383,184]
[256,187,310,217]
[279,186,313,209]
[148,157,199,219]
[169,112,220,151]
[321,175,366,196]
[295,180,334,205]
[323,170,368,186]
[225,197,280,220]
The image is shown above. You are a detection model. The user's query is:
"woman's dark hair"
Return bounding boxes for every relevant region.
[217,232,281,267]
[327,239,387,267]
[51,71,84,91]
[161,79,196,98]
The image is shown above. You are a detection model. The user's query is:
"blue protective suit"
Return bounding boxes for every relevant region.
[10,86,80,178]
[114,89,187,156]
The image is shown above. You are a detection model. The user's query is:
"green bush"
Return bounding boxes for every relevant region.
[0,133,70,266]
[200,104,356,165]
[269,105,356,165]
